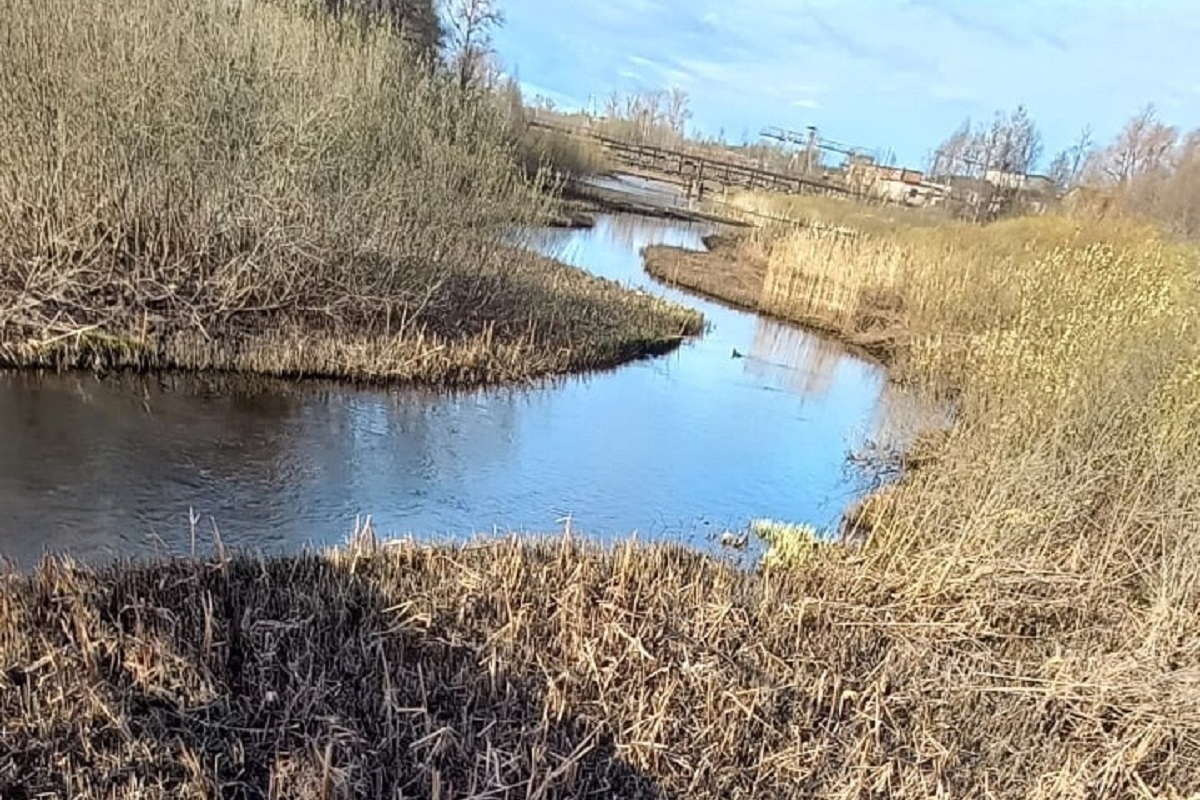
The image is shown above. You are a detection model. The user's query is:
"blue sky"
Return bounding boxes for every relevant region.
[491,0,1200,169]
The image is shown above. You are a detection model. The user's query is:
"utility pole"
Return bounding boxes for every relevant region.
[805,126,818,175]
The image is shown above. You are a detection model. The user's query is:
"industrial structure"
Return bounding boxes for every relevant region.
[758,124,1060,218]
[525,110,1059,219]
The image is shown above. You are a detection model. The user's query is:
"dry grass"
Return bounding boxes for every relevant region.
[517,129,613,181]
[492,83,612,185]
[0,0,698,386]
[4,536,1198,799]
[665,189,1200,796]
[0,247,702,385]
[643,233,895,362]
[724,191,951,237]
[6,2,1200,795]
[644,234,766,310]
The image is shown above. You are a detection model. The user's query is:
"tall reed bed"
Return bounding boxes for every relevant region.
[757,225,904,334]
[0,0,698,384]
[720,189,1200,796]
[4,537,1198,798]
[515,128,613,180]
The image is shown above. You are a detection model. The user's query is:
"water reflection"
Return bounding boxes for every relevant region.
[585,174,691,211]
[0,210,928,567]
[740,319,849,398]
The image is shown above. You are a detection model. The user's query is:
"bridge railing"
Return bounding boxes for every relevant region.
[526,119,850,197]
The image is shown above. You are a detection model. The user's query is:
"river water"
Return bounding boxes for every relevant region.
[0,212,928,566]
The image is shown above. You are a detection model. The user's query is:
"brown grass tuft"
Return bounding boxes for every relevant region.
[642,188,1200,797]
[4,537,1197,798]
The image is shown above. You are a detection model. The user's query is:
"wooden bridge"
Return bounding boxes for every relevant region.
[527,120,850,199]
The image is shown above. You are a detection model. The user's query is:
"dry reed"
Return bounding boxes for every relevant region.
[5,0,1200,795]
[4,535,1197,798]
[648,187,1200,796]
[517,129,613,181]
[0,0,698,386]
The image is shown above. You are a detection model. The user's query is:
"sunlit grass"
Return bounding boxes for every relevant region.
[0,0,696,385]
[749,518,825,567]
[713,189,1200,793]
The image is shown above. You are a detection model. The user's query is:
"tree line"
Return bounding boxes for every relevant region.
[928,104,1199,235]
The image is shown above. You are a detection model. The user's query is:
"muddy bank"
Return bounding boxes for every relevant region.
[643,234,898,365]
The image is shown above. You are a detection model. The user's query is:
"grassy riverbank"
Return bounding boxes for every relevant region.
[652,188,1200,794]
[6,535,1196,799]
[3,181,1197,797]
[644,232,895,362]
[0,0,700,386]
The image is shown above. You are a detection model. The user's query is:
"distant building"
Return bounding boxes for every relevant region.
[846,162,947,207]
[982,169,1058,197]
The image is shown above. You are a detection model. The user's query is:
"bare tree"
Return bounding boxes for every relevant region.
[1068,125,1094,181]
[932,107,1043,178]
[1004,105,1042,174]
[1087,105,1178,185]
[1108,126,1200,237]
[444,0,504,92]
[604,91,622,119]
[930,118,977,178]
[665,86,692,138]
[929,105,1045,221]
[592,88,692,145]
[1047,151,1072,191]
[1047,126,1094,191]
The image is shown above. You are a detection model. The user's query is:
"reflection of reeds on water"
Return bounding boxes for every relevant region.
[866,381,954,453]
[603,214,707,255]
[740,318,847,397]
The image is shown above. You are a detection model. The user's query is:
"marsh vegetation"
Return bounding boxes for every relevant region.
[0,0,697,385]
[644,184,1200,794]
[3,0,1200,796]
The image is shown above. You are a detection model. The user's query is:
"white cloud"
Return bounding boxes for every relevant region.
[791,98,820,109]
[622,54,694,87]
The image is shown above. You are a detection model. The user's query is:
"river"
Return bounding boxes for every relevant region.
[0,210,929,566]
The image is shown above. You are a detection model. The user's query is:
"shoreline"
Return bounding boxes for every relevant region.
[637,228,945,550]
[642,234,900,367]
[0,324,697,389]
[0,244,704,390]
